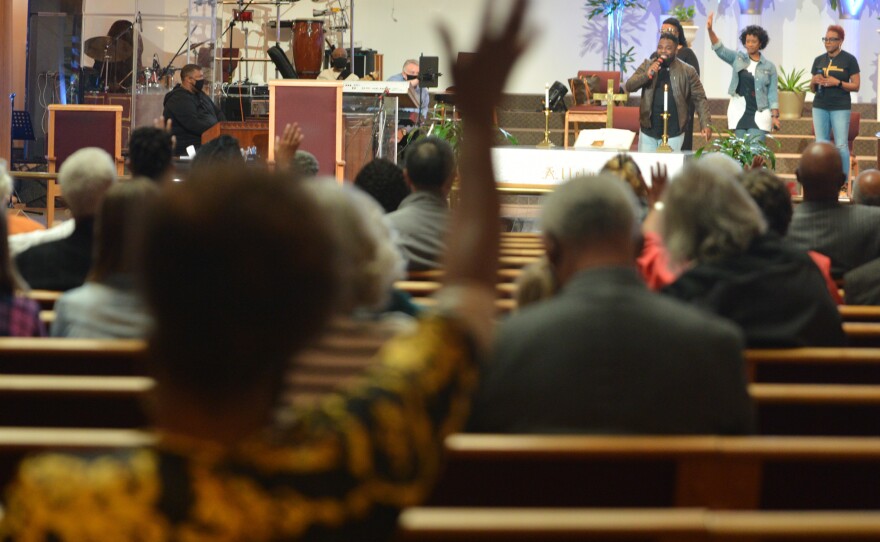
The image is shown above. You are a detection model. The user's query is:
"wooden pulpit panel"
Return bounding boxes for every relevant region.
[48,105,124,174]
[269,81,344,181]
[202,121,270,159]
[46,105,124,226]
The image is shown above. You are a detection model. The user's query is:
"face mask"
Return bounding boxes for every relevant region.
[332,57,348,69]
[405,74,418,81]
[194,79,205,92]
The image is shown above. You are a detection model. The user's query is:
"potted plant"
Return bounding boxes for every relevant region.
[695,129,779,170]
[584,0,646,75]
[671,5,698,46]
[406,104,518,161]
[777,66,809,120]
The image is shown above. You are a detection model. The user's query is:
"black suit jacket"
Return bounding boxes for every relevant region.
[468,267,755,435]
[16,218,95,292]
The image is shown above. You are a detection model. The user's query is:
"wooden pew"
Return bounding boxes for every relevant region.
[398,508,880,541]
[429,434,880,510]
[0,338,147,376]
[746,348,880,384]
[840,305,880,322]
[398,508,708,541]
[752,383,880,437]
[0,375,151,428]
[25,290,63,311]
[843,322,880,347]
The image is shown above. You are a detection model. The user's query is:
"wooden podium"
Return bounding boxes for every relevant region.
[269,80,345,181]
[202,121,270,158]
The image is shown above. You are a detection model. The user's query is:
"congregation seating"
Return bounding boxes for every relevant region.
[428,434,880,510]
[397,508,880,541]
[746,348,880,384]
[0,338,146,376]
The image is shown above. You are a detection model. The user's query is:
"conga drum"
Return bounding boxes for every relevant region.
[292,19,324,79]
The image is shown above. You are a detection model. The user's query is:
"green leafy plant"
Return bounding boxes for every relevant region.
[777,66,810,93]
[405,105,518,160]
[585,0,646,75]
[695,129,779,170]
[671,5,696,22]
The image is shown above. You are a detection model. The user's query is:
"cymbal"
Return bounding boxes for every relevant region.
[84,36,133,61]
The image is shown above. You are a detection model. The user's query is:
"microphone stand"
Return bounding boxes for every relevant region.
[163,26,197,81]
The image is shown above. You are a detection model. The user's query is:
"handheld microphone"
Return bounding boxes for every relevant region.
[815,67,824,97]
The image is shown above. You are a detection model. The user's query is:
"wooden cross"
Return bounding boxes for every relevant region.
[591,79,629,128]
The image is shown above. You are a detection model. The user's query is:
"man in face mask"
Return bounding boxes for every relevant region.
[317,47,360,81]
[388,59,431,141]
[162,63,226,156]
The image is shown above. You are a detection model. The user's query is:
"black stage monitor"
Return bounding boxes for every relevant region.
[268,45,297,79]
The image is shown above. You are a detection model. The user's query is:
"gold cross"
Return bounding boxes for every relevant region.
[590,79,629,128]
[823,58,844,77]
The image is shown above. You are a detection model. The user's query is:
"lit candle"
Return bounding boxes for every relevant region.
[664,84,668,112]
[545,83,550,110]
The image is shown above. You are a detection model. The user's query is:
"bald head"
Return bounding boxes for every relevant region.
[796,142,846,201]
[855,169,880,206]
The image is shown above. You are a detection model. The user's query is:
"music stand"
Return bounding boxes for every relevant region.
[418,55,440,88]
[11,111,35,166]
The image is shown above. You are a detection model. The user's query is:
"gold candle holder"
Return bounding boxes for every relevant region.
[657,84,672,153]
[536,108,555,148]
[657,112,673,153]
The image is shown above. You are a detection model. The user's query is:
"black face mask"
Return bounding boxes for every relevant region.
[194,79,205,92]
[332,57,348,69]
[405,74,419,81]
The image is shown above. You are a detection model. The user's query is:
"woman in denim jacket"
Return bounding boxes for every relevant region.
[707,12,780,142]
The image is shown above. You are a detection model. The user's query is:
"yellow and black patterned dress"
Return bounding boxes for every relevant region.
[1,315,478,542]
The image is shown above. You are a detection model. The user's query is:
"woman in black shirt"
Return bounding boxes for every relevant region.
[810,24,860,181]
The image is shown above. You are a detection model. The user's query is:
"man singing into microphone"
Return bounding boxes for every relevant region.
[625,33,711,152]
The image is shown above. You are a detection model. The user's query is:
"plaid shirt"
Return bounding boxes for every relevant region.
[0,295,45,337]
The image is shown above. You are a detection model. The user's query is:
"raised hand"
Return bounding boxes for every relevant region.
[274,123,304,170]
[438,0,532,124]
[707,12,714,32]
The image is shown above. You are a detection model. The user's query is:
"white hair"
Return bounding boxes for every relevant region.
[662,159,766,265]
[402,59,419,71]
[541,173,639,246]
[0,163,12,202]
[58,147,117,218]
[302,178,405,312]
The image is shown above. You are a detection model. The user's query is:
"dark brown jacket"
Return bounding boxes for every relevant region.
[625,57,710,134]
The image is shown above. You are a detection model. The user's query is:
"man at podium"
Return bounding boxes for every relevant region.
[163,64,225,156]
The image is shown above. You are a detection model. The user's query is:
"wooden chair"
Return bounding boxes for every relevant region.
[430,434,880,510]
[611,106,642,151]
[47,105,125,227]
[564,71,626,149]
[746,348,880,385]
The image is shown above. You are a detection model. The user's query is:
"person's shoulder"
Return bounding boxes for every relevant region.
[842,50,860,63]
[2,449,161,537]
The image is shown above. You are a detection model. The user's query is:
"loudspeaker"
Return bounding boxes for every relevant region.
[352,48,376,78]
[221,95,252,121]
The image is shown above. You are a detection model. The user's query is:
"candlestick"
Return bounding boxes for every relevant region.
[536,108,555,148]
[663,84,668,112]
